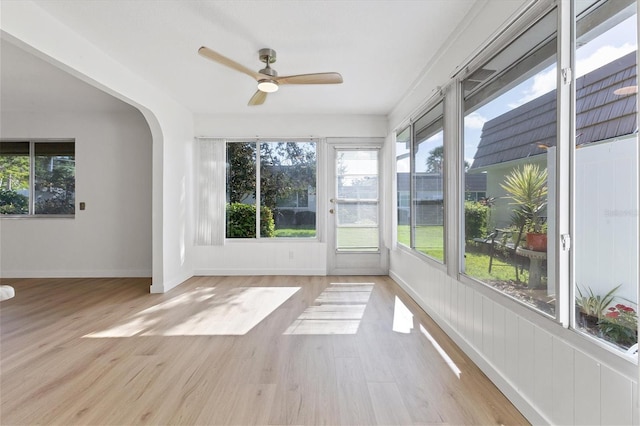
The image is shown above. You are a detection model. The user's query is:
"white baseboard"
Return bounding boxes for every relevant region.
[151,270,194,294]
[0,269,152,279]
[193,268,327,276]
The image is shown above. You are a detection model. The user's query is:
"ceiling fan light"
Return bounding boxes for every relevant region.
[613,85,638,96]
[257,80,279,93]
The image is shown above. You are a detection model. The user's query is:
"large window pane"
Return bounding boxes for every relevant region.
[336,150,379,251]
[261,141,317,238]
[573,0,638,353]
[34,142,75,215]
[0,141,30,215]
[413,102,445,261]
[462,9,557,317]
[226,142,257,238]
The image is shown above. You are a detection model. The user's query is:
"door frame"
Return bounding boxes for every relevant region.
[326,138,388,275]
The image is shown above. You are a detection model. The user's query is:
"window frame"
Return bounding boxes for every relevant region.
[0,139,76,218]
[224,138,319,241]
[458,5,559,319]
[395,97,447,266]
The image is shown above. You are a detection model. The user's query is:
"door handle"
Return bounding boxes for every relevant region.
[329,209,334,214]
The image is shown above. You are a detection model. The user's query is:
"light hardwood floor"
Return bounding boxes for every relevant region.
[0,276,529,425]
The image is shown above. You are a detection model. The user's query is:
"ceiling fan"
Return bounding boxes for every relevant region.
[198,46,343,106]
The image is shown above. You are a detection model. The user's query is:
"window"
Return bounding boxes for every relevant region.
[396,126,411,247]
[413,103,445,261]
[573,0,638,353]
[462,8,558,316]
[0,140,75,216]
[335,149,379,251]
[226,140,317,239]
[395,101,446,262]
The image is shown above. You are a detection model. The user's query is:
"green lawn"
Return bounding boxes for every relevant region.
[274,227,316,238]
[396,225,525,282]
[397,225,444,261]
[464,250,527,283]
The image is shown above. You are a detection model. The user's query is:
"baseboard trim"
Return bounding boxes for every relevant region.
[193,268,327,276]
[0,269,152,279]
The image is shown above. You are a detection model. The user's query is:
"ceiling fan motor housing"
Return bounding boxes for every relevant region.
[259,48,277,64]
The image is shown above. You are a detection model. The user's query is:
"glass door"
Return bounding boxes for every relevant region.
[327,144,387,275]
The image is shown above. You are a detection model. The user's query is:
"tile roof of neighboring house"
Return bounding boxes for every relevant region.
[471,51,637,170]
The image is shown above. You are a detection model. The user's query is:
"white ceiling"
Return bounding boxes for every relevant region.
[2,0,481,116]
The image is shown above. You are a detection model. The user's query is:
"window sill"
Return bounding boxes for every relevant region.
[1,215,75,219]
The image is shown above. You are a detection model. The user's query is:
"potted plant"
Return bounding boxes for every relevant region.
[575,284,621,329]
[500,164,548,251]
[599,303,638,349]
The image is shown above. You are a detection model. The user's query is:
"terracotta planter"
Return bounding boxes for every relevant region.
[526,232,547,251]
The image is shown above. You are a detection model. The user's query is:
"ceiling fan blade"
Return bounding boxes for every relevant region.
[248,90,268,106]
[275,72,343,85]
[198,46,261,80]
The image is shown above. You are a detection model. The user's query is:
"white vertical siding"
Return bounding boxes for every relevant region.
[551,338,575,425]
[533,328,554,416]
[601,366,633,425]
[492,304,507,372]
[574,351,601,425]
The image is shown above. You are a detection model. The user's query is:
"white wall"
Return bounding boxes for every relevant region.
[1,0,195,292]
[0,110,152,277]
[193,113,386,275]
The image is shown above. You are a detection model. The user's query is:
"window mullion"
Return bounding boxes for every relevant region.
[556,0,574,328]
[409,126,415,249]
[29,140,35,215]
[256,141,261,239]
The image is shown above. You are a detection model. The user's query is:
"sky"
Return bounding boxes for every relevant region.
[463,14,637,165]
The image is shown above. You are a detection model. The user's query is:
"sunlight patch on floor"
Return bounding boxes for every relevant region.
[84,286,300,337]
[393,296,461,378]
[419,324,461,378]
[284,283,373,335]
[392,296,415,333]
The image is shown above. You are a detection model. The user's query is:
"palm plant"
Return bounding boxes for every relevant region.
[500,164,548,233]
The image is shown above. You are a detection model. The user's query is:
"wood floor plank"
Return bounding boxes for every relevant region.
[367,381,414,425]
[0,275,529,425]
[335,357,377,425]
